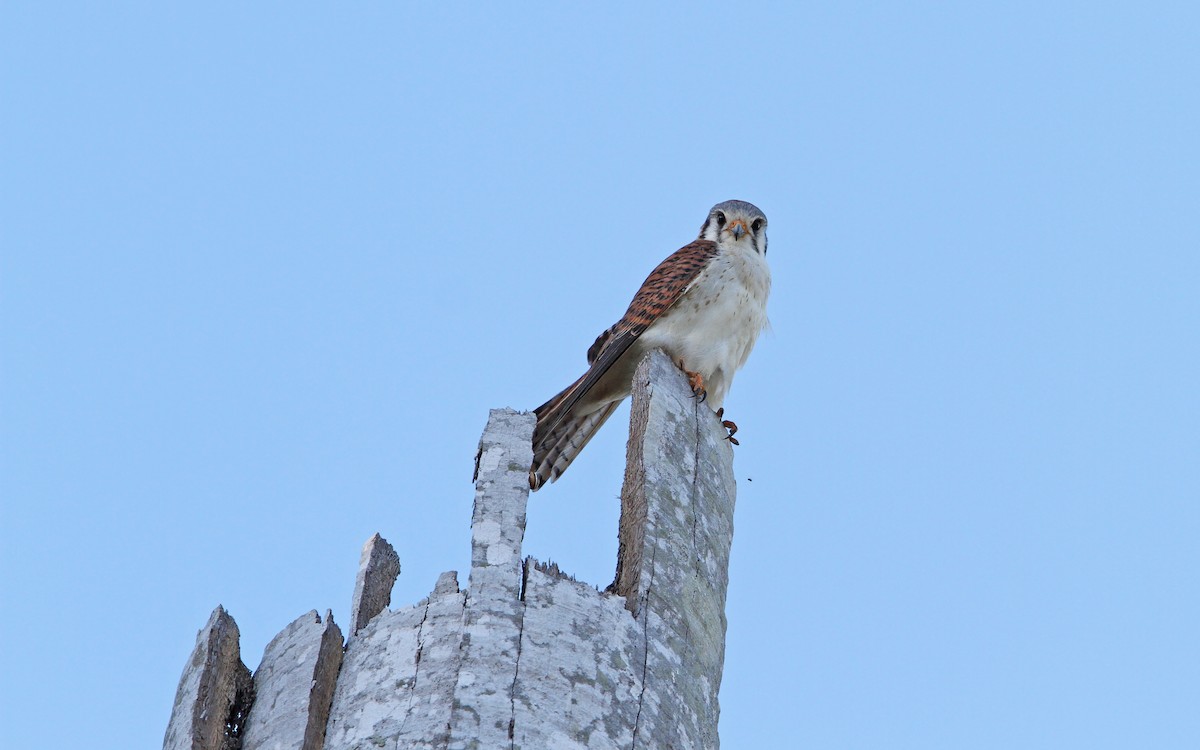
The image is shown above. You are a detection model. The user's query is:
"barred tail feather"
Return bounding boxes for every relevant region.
[530,400,621,490]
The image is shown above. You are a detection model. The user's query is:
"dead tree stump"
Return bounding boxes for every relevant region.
[163,349,739,750]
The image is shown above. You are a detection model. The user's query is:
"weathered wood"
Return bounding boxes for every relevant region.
[448,408,535,750]
[433,570,459,596]
[391,581,468,749]
[349,532,400,637]
[163,606,255,750]
[242,610,344,750]
[324,604,429,748]
[166,356,739,749]
[617,349,738,749]
[465,409,534,607]
[510,563,644,749]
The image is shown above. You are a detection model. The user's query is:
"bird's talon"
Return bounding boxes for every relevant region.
[720,417,739,444]
[684,368,707,402]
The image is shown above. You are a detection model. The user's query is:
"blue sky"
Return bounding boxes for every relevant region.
[2,3,1197,748]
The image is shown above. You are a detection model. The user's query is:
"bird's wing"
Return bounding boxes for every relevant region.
[534,238,721,441]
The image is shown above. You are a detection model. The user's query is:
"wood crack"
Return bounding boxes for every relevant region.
[630,533,658,749]
[396,600,431,740]
[508,560,529,749]
[691,398,703,556]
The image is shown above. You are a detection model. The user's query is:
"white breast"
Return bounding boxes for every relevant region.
[638,245,771,409]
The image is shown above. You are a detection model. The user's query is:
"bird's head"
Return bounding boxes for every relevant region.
[699,200,768,255]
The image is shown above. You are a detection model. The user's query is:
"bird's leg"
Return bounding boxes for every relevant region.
[678,360,707,403]
[715,407,740,446]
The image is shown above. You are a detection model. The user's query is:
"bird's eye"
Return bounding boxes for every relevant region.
[715,212,727,227]
[751,218,764,232]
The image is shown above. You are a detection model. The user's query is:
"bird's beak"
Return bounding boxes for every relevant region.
[729,219,746,240]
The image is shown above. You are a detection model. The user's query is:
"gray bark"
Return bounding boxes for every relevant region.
[163,606,255,750]
[510,562,643,749]
[349,533,400,637]
[242,610,343,750]
[617,350,738,749]
[447,408,535,750]
[324,572,465,750]
[165,350,738,750]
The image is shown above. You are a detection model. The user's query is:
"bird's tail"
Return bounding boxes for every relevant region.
[530,377,621,490]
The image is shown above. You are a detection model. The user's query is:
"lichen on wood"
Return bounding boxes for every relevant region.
[165,350,739,750]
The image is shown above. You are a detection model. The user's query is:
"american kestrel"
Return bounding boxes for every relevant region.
[530,200,771,490]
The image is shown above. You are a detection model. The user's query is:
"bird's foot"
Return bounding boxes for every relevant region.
[715,408,739,445]
[680,364,707,403]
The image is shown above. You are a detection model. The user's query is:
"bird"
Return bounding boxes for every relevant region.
[529,199,771,490]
